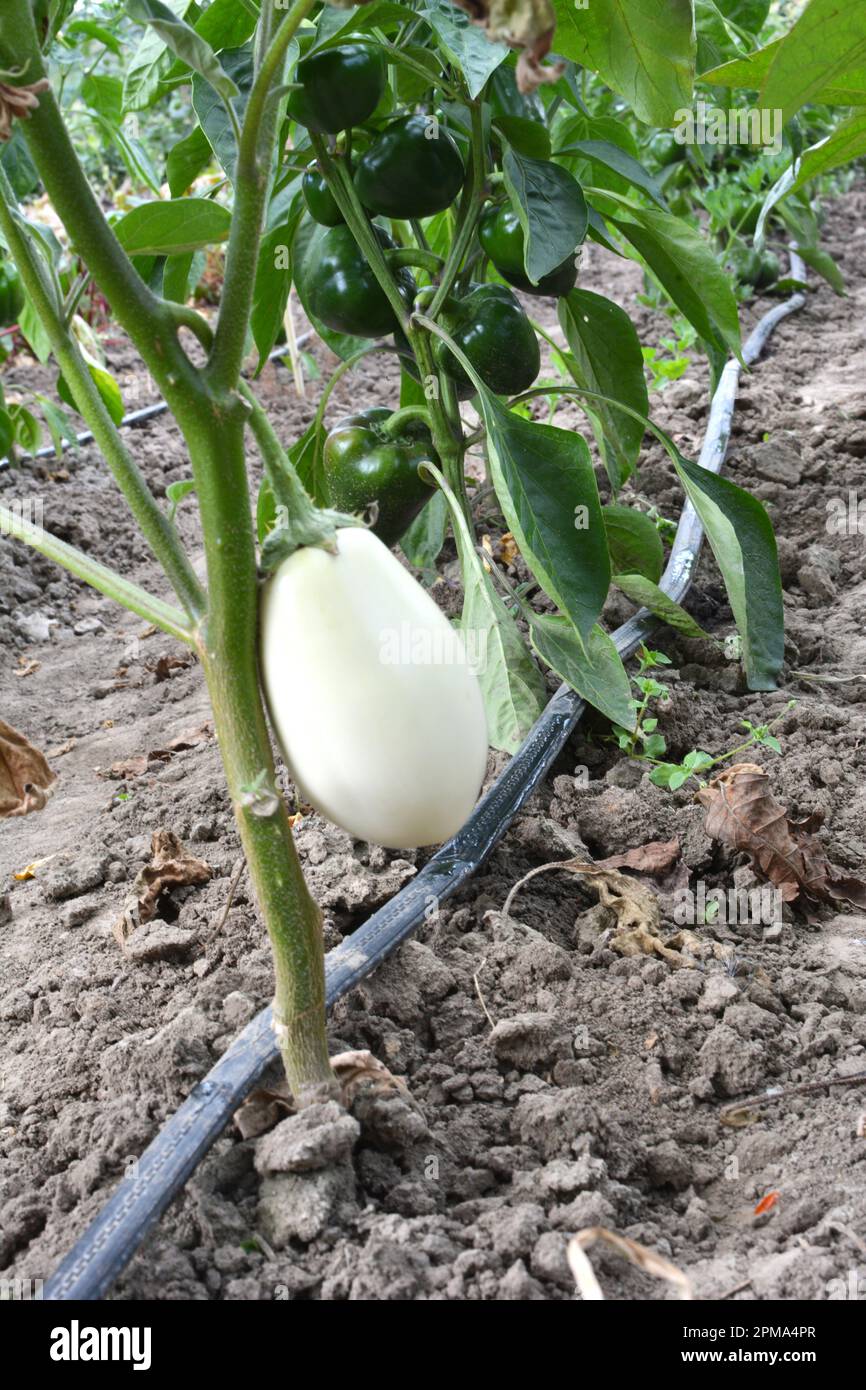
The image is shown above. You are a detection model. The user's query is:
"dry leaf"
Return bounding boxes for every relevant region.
[451,0,564,93]
[697,763,866,913]
[234,1083,294,1141]
[568,1226,694,1301]
[0,77,51,142]
[233,1049,410,1139]
[12,856,54,882]
[595,838,682,876]
[330,1049,410,1105]
[47,738,76,759]
[113,829,210,947]
[13,658,40,678]
[0,719,56,817]
[102,724,212,781]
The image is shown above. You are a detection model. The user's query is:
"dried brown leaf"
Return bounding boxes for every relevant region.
[0,719,56,817]
[0,77,50,142]
[697,763,866,912]
[568,1226,694,1301]
[113,829,210,947]
[595,837,681,876]
[451,0,563,92]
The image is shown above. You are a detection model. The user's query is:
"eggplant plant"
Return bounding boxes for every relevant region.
[1,0,863,1103]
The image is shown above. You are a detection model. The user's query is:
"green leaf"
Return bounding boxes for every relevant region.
[162,250,196,303]
[8,403,41,453]
[494,115,551,160]
[795,243,845,297]
[527,614,636,729]
[612,204,743,361]
[561,139,668,211]
[166,126,212,197]
[127,0,240,103]
[81,72,123,125]
[58,357,125,427]
[192,46,255,183]
[759,0,866,125]
[672,452,783,689]
[123,0,191,111]
[503,149,588,283]
[428,464,546,754]
[66,18,124,55]
[713,0,771,33]
[251,197,305,372]
[113,197,231,256]
[480,399,609,644]
[33,393,78,459]
[553,0,696,127]
[400,491,449,575]
[17,297,52,364]
[0,407,14,459]
[89,113,162,194]
[193,0,258,52]
[613,572,711,639]
[603,505,664,583]
[291,419,329,508]
[559,289,649,488]
[421,0,508,98]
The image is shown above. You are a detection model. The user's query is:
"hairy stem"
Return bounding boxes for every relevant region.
[207,0,316,393]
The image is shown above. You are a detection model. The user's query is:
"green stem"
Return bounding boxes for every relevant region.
[380,405,432,437]
[0,504,194,644]
[190,419,335,1101]
[207,0,316,393]
[386,247,444,275]
[428,100,486,319]
[311,135,412,333]
[0,167,206,623]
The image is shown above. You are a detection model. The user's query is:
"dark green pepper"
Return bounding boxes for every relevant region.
[355,114,465,219]
[302,225,416,338]
[434,283,540,398]
[647,132,686,169]
[287,42,386,135]
[302,163,344,226]
[323,407,437,547]
[478,205,577,297]
[727,244,781,290]
[0,259,25,329]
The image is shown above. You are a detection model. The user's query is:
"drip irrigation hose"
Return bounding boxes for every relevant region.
[40,258,806,1300]
[0,335,314,472]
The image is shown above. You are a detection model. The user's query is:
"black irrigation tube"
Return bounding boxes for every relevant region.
[0,334,315,472]
[36,259,806,1300]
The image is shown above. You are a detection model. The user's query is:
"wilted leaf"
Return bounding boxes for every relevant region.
[568,1227,694,1301]
[697,762,866,913]
[0,719,56,817]
[451,0,563,92]
[114,828,210,947]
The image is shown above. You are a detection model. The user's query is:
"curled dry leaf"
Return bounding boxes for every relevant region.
[233,1049,410,1138]
[0,77,51,142]
[451,0,564,93]
[568,1226,694,1301]
[0,719,56,818]
[697,763,866,914]
[113,828,210,947]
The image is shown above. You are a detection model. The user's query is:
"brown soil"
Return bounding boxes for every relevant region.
[2,185,866,1303]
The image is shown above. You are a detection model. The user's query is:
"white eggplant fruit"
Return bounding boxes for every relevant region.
[260,527,489,848]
